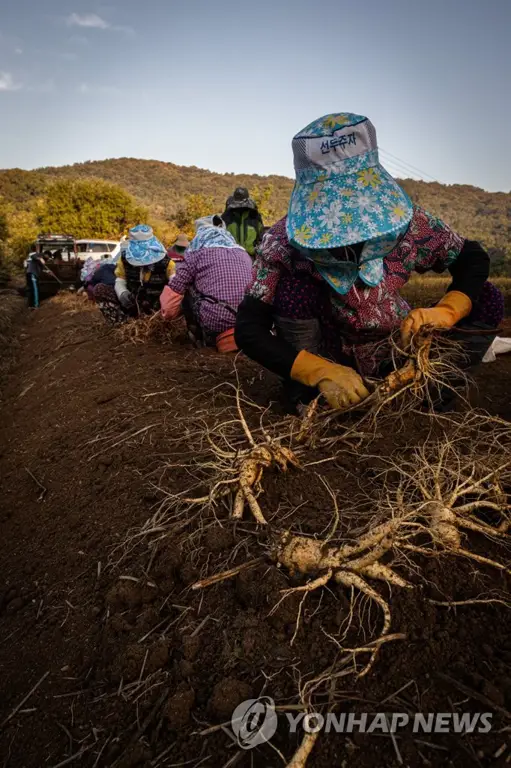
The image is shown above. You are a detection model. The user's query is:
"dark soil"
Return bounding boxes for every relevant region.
[0,295,510,768]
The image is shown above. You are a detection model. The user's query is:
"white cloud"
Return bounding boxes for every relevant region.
[66,12,133,34]
[67,13,109,29]
[0,72,22,92]
[15,48,23,55]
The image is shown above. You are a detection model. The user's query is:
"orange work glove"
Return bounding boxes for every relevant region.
[291,350,370,410]
[401,291,472,347]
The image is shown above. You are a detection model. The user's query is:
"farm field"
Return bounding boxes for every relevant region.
[0,287,510,768]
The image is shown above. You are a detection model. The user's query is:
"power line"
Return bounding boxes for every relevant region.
[380,147,438,181]
[380,157,423,181]
[381,159,422,181]
[380,151,434,182]
[378,151,424,180]
[379,147,439,183]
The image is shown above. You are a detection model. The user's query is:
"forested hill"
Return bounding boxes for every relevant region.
[1,157,510,265]
[0,160,293,221]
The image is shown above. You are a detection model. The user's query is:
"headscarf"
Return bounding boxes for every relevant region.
[188,216,240,252]
[80,256,98,283]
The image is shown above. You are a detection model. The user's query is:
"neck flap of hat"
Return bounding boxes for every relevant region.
[296,221,409,295]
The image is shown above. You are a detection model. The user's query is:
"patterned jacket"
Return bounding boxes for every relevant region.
[240,206,488,376]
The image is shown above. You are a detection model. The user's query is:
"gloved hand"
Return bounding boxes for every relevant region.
[291,350,370,410]
[401,291,472,347]
[119,290,135,310]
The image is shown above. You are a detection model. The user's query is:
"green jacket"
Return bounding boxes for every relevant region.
[223,209,264,257]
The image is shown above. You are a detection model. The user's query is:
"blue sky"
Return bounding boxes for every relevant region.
[0,0,510,191]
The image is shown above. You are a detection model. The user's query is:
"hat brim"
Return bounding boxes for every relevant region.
[227,199,257,211]
[125,236,166,266]
[287,164,413,249]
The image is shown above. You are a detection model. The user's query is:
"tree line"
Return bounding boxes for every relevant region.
[0,158,509,276]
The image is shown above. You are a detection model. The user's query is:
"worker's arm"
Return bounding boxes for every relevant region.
[114,259,133,307]
[235,295,303,378]
[235,296,370,409]
[403,239,490,345]
[160,286,183,319]
[447,239,490,301]
[160,256,195,320]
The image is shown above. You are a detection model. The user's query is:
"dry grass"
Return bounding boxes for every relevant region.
[402,275,511,315]
[51,291,98,314]
[116,312,184,345]
[297,328,469,448]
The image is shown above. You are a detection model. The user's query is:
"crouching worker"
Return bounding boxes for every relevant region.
[166,233,189,263]
[87,260,117,301]
[160,216,252,352]
[222,187,264,258]
[235,113,504,413]
[95,225,174,325]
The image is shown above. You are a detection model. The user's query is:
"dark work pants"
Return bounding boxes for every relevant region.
[26,274,39,308]
[274,315,499,412]
[181,292,218,347]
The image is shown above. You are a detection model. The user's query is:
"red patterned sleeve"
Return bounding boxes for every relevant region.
[400,208,465,275]
[245,221,291,305]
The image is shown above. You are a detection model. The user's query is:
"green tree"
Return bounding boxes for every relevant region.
[0,206,8,244]
[36,178,148,240]
[174,193,216,239]
[0,201,8,272]
[252,183,284,225]
[149,217,179,248]
[4,205,39,264]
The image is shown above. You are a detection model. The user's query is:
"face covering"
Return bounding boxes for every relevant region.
[292,223,409,295]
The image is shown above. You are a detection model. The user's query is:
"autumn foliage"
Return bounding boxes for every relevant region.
[0,158,510,275]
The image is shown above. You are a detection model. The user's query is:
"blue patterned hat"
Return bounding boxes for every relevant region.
[287,113,413,251]
[123,224,166,266]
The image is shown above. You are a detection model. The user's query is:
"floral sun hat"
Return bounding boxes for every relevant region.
[124,224,166,266]
[287,113,413,254]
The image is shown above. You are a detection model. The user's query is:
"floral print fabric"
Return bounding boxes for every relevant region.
[124,225,166,267]
[247,206,467,376]
[287,113,414,251]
